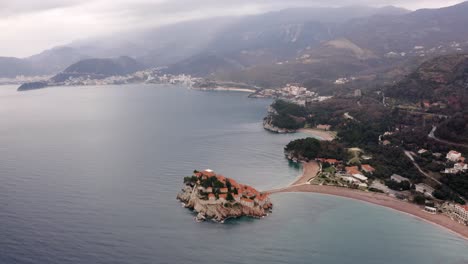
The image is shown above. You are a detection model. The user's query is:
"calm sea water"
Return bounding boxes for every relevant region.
[0,84,467,264]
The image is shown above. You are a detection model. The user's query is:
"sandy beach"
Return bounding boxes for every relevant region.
[290,161,320,185]
[298,128,336,141]
[266,184,468,240]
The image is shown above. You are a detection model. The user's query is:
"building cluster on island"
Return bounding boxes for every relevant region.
[177,169,272,222]
[250,83,332,106]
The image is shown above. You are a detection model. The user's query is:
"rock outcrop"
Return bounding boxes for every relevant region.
[17,81,48,91]
[263,115,296,134]
[177,170,273,222]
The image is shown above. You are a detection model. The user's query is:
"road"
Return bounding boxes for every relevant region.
[404,150,442,185]
[429,126,468,148]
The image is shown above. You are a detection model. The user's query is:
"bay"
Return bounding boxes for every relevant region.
[0,84,466,264]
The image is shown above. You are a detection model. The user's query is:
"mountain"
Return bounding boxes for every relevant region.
[341,1,468,54]
[387,54,468,111]
[69,6,409,68]
[5,2,468,83]
[0,57,34,78]
[164,6,410,74]
[50,56,144,83]
[0,5,409,78]
[27,47,89,75]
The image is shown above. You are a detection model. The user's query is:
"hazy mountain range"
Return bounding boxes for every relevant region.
[2,2,468,87]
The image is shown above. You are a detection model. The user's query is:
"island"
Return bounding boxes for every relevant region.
[177,169,272,222]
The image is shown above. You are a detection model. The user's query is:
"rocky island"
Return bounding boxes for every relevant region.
[177,169,272,222]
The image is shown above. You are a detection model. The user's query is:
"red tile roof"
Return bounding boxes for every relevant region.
[345,166,360,175]
[241,198,253,203]
[361,164,375,173]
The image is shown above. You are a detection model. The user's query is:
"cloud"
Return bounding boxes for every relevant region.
[0,0,83,16]
[0,0,465,57]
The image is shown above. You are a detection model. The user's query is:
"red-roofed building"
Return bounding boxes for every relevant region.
[255,194,268,206]
[218,194,227,202]
[361,164,375,174]
[208,193,215,201]
[219,187,228,193]
[345,166,361,175]
[325,159,339,165]
[241,198,254,207]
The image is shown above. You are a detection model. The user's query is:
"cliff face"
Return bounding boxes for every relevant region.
[177,170,273,222]
[177,185,272,222]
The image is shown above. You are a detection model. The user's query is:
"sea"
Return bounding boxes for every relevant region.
[0,84,467,264]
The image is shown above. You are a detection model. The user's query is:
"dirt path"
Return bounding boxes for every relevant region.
[404,150,442,185]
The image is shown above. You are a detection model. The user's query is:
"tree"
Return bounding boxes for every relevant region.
[413,195,426,205]
[226,193,234,202]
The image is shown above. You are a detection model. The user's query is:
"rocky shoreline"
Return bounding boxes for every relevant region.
[263,115,296,134]
[177,170,273,222]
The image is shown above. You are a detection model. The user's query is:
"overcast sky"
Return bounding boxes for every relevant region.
[0,0,464,57]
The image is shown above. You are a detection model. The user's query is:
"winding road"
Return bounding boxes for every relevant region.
[404,150,442,185]
[429,126,468,148]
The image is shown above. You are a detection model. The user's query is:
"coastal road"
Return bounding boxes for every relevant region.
[429,126,468,148]
[404,150,442,185]
[405,150,468,204]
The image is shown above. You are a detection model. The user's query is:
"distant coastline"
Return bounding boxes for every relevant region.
[191,87,257,93]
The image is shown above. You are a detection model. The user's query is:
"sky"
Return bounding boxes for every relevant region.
[0,0,465,58]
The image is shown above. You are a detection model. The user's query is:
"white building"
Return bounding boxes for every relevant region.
[444,162,468,174]
[424,206,437,214]
[352,174,368,182]
[390,174,410,183]
[341,176,360,184]
[415,183,434,197]
[418,149,428,154]
[446,150,462,162]
[445,203,468,225]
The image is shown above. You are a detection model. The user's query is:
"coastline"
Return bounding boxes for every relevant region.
[267,184,468,240]
[290,161,320,185]
[298,128,336,141]
[192,87,257,93]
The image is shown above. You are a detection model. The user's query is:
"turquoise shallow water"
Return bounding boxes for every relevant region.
[0,84,467,264]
